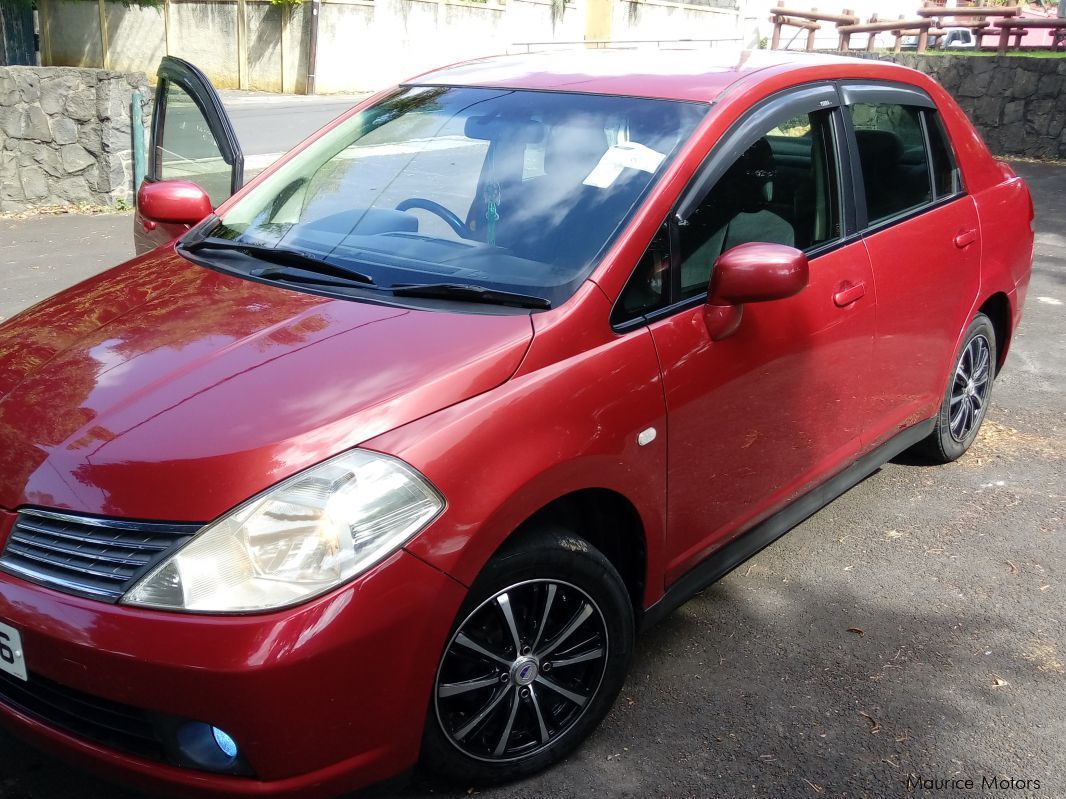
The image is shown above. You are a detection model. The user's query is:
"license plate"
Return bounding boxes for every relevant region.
[0,621,27,681]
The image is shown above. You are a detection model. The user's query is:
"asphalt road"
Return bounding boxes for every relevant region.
[0,161,1063,799]
[220,90,369,171]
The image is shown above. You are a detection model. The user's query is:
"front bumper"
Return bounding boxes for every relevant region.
[0,519,466,798]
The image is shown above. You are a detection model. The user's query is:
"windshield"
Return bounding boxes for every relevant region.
[203,86,706,308]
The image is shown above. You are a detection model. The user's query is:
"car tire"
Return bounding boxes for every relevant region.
[421,527,635,785]
[917,312,997,464]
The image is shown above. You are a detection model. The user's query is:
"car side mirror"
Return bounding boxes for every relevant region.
[704,242,809,341]
[137,180,214,226]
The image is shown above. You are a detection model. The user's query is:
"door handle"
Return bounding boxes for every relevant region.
[954,229,977,248]
[833,281,866,307]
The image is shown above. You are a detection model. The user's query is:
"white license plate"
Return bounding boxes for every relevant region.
[0,621,27,681]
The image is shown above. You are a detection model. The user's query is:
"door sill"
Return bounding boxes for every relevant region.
[640,419,936,631]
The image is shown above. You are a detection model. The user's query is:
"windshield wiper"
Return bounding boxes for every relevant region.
[389,282,551,309]
[181,237,375,284]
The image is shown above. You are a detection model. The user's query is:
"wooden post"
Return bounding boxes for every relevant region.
[163,0,173,55]
[40,0,54,65]
[997,24,1010,54]
[280,7,288,93]
[893,15,904,52]
[306,0,320,95]
[771,1,784,49]
[839,9,853,50]
[866,13,878,51]
[917,26,928,52]
[806,25,817,50]
[97,0,108,69]
[236,0,249,90]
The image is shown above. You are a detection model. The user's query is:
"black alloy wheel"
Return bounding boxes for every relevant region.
[421,528,634,784]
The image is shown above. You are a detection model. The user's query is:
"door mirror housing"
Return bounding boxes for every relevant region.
[137,180,214,226]
[704,242,809,340]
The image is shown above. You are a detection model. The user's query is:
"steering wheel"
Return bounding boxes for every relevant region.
[395,198,474,240]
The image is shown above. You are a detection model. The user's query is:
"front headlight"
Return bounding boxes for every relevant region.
[122,450,444,613]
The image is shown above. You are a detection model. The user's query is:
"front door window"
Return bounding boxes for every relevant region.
[678,109,841,298]
[157,81,233,208]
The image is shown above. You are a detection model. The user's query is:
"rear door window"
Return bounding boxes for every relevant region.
[849,102,932,224]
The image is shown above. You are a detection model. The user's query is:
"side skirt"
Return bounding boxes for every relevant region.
[639,419,936,631]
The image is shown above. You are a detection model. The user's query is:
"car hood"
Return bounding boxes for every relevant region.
[0,250,533,521]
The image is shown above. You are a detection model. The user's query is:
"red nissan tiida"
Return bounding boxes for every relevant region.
[0,49,1033,797]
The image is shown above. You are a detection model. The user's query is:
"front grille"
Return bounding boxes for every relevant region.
[0,669,165,760]
[0,510,200,602]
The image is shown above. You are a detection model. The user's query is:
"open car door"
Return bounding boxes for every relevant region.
[134,57,244,254]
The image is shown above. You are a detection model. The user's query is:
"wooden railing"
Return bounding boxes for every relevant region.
[993,17,1066,54]
[838,15,934,51]
[768,3,858,51]
[769,0,1064,54]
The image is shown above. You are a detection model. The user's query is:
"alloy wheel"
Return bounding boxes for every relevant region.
[434,579,609,763]
[949,333,992,442]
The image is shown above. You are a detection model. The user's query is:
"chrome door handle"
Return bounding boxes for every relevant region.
[954,229,977,248]
[833,281,866,307]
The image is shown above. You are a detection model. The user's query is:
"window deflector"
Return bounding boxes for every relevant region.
[148,56,245,201]
[838,81,937,111]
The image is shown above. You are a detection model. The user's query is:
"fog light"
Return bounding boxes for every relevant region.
[212,726,239,758]
[175,721,244,773]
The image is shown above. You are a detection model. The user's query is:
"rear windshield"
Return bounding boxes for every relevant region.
[207,86,706,308]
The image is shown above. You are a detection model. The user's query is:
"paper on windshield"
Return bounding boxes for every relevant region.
[583,142,667,189]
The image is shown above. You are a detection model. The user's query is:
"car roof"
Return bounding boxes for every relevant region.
[406,49,888,103]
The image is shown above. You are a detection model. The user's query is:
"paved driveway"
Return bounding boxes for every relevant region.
[0,162,1063,799]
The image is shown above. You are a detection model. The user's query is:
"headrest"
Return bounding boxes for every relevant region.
[544,120,610,179]
[464,115,545,144]
[854,129,903,170]
[720,137,777,212]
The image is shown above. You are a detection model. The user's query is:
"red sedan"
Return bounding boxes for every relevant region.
[0,49,1033,797]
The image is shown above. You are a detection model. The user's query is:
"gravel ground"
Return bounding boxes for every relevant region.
[0,161,1062,799]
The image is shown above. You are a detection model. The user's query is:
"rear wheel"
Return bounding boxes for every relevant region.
[917,313,996,463]
[421,528,634,785]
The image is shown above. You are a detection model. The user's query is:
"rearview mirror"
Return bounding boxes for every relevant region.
[137,180,214,226]
[704,242,809,341]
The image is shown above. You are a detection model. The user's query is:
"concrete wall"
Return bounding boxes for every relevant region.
[863,53,1066,160]
[613,0,738,43]
[0,66,150,213]
[38,0,745,94]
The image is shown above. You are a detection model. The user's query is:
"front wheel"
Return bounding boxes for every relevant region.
[917,312,997,463]
[421,528,634,785]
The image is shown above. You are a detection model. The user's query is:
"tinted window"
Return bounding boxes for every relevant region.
[849,102,932,224]
[926,111,961,198]
[677,109,840,298]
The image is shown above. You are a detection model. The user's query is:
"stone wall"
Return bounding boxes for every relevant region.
[0,66,150,214]
[861,54,1066,161]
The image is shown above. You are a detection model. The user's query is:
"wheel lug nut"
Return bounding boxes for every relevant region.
[542,662,552,672]
[521,646,531,655]
[520,688,530,698]
[500,673,509,683]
